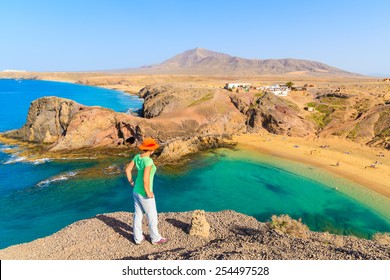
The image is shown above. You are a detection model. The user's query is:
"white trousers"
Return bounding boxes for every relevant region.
[132,191,162,243]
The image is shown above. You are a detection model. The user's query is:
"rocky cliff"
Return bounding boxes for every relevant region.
[6,97,84,143]
[2,85,247,160]
[0,211,388,260]
[139,84,216,118]
[2,84,330,160]
[230,92,315,137]
[308,90,390,149]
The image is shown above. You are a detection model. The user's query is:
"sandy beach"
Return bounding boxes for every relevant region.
[1,73,388,197]
[1,74,388,199]
[233,133,390,199]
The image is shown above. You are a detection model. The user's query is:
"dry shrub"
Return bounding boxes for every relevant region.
[268,214,309,239]
[318,231,344,247]
[373,232,390,246]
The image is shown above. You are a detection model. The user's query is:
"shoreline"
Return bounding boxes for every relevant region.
[0,76,142,96]
[1,77,388,197]
[1,77,388,195]
[233,133,390,199]
[1,76,389,210]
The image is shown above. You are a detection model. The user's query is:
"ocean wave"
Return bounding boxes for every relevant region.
[124,108,135,115]
[4,156,27,164]
[0,144,14,152]
[59,157,97,160]
[2,152,52,165]
[33,158,52,165]
[125,108,142,116]
[36,171,78,187]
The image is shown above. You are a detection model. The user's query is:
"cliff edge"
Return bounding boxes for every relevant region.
[0,211,388,260]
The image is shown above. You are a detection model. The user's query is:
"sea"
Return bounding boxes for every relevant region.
[0,79,389,250]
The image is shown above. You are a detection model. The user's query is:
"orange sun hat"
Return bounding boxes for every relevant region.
[138,138,160,151]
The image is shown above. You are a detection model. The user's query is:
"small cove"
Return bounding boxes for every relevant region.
[0,79,389,250]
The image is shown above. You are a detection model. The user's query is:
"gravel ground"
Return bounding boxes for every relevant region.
[0,210,389,260]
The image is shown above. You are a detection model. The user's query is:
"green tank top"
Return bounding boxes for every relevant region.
[132,154,157,197]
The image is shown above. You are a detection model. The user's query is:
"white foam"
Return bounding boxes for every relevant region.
[33,158,52,165]
[0,144,12,152]
[59,157,97,160]
[37,171,78,187]
[125,108,142,116]
[4,156,27,164]
[2,151,53,165]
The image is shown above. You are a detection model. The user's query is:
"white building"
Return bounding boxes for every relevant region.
[224,83,251,90]
[2,69,27,73]
[266,84,290,96]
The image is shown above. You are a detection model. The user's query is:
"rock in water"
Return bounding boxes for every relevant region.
[4,97,83,143]
[1,87,245,158]
[189,210,210,238]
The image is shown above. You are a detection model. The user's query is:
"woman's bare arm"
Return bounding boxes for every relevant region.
[125,160,135,186]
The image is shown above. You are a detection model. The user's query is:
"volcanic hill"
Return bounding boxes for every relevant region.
[113,47,361,77]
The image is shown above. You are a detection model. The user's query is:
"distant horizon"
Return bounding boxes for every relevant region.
[1,47,368,74]
[1,46,387,77]
[1,1,390,75]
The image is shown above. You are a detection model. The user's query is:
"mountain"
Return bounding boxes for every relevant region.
[114,48,361,76]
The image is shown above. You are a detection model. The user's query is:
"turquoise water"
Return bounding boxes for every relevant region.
[0,79,142,132]
[0,79,389,250]
[0,79,143,248]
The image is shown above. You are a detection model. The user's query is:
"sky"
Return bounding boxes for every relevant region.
[1,0,389,75]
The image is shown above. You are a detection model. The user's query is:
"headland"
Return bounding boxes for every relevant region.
[0,210,388,260]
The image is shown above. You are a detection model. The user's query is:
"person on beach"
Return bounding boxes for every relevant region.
[125,138,168,245]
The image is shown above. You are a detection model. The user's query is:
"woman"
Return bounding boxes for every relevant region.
[125,138,168,245]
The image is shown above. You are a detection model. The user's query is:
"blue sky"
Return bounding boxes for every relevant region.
[1,0,389,75]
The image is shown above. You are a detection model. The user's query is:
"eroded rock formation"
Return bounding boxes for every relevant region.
[5,97,83,143]
[2,86,246,158]
[189,210,210,238]
[2,85,336,159]
[318,103,390,150]
[231,92,315,137]
[139,84,220,119]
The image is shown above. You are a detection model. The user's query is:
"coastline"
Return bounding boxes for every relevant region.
[233,133,390,199]
[2,76,388,197]
[1,76,388,196]
[0,76,142,96]
[1,78,389,252]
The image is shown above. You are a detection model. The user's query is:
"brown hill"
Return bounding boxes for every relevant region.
[114,48,361,77]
